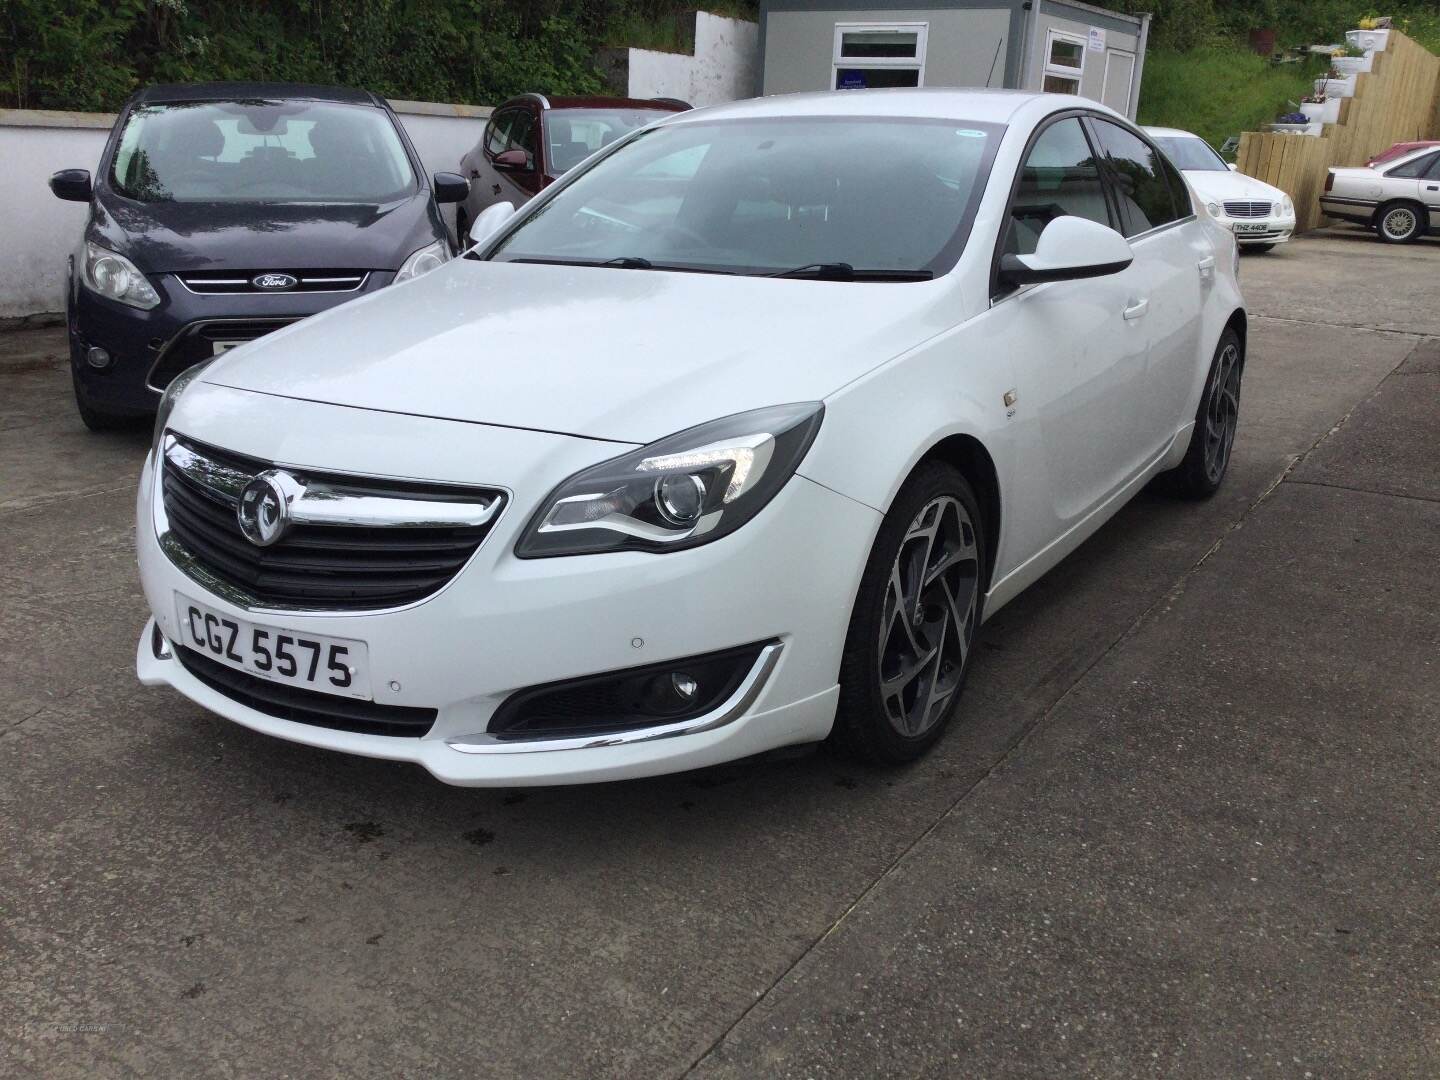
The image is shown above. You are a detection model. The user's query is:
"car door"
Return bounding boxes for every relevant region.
[1424,153,1440,231]
[1382,149,1440,216]
[468,106,544,215]
[1087,116,1207,462]
[985,113,1152,539]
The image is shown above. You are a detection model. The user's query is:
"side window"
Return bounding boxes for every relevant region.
[1090,118,1182,236]
[1427,153,1440,180]
[485,112,514,157]
[1003,116,1114,258]
[506,112,537,167]
[1387,152,1439,179]
[1155,150,1193,216]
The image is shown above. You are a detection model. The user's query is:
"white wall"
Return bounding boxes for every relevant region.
[0,112,110,320]
[0,101,492,320]
[618,12,760,107]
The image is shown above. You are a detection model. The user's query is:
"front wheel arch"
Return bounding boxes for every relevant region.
[912,434,1000,595]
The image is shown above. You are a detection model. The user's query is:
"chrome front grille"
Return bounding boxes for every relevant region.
[177,271,369,295]
[158,435,505,611]
[1224,201,1274,218]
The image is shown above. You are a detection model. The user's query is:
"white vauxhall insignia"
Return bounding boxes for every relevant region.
[136,90,1247,787]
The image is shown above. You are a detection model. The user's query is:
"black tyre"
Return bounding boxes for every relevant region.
[72,369,133,432]
[1376,201,1424,244]
[1163,328,1242,499]
[829,461,986,765]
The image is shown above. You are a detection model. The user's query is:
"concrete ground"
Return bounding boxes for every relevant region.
[2,228,1436,1078]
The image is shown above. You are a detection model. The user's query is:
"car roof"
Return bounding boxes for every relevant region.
[658,88,1121,127]
[501,94,690,112]
[132,82,382,107]
[1141,126,1198,139]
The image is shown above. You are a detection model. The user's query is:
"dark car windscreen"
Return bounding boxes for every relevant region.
[1151,135,1229,172]
[489,116,1003,279]
[110,100,417,203]
[544,109,676,174]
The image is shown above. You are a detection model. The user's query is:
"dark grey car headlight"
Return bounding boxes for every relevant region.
[515,402,824,558]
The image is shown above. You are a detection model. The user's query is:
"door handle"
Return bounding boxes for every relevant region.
[1123,298,1149,321]
[1197,255,1216,278]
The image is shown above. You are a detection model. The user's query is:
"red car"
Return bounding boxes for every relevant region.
[456,94,690,242]
[1367,140,1440,167]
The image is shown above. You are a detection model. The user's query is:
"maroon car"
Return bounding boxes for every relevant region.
[1367,140,1440,167]
[456,94,690,241]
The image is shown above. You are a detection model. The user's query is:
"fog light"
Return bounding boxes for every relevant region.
[485,641,772,740]
[85,346,112,370]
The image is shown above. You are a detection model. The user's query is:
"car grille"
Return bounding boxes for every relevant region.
[147,318,301,392]
[1224,200,1274,218]
[176,270,369,295]
[175,645,437,737]
[160,436,505,611]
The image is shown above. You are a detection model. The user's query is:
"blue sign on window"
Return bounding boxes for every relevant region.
[836,70,868,90]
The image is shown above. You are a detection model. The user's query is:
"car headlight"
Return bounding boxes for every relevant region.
[1206,201,1223,218]
[1280,194,1294,217]
[394,239,450,283]
[152,360,212,450]
[515,402,824,558]
[80,241,160,309]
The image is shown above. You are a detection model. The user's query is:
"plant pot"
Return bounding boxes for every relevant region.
[1320,97,1342,123]
[1300,102,1324,122]
[1331,54,1372,75]
[1347,28,1389,52]
[1324,76,1356,98]
[1269,122,1320,136]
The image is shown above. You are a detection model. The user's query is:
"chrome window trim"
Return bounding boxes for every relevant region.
[445,642,784,754]
[173,272,370,296]
[153,435,511,617]
[163,436,501,529]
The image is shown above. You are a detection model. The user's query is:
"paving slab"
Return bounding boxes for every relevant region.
[691,482,1440,1080]
[1290,341,1440,503]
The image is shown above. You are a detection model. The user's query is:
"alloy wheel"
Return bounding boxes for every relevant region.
[1203,342,1241,484]
[1382,207,1417,241]
[877,495,980,738]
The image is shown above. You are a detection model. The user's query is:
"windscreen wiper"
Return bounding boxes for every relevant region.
[602,256,653,269]
[768,263,933,281]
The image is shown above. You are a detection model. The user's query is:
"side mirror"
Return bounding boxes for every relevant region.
[998,216,1133,287]
[469,201,515,247]
[493,148,530,172]
[1228,163,1239,172]
[50,169,92,203]
[432,171,469,204]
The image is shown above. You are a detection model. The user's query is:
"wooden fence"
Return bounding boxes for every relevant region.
[1236,31,1440,233]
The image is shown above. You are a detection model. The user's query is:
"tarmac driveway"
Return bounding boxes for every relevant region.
[2,229,1437,1078]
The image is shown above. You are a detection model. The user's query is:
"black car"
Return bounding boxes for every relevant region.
[49,81,469,429]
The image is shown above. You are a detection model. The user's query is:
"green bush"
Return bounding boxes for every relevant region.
[1136,48,1329,151]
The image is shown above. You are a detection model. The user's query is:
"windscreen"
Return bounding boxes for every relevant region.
[111,100,417,203]
[545,108,675,174]
[1151,135,1229,172]
[489,116,1003,279]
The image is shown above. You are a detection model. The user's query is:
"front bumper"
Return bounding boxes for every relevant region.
[1220,215,1296,245]
[134,395,878,786]
[70,270,394,414]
